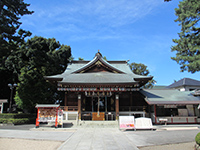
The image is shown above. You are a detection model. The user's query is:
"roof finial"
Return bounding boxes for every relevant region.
[95,50,102,57]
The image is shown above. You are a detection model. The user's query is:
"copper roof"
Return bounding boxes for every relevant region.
[140,89,200,105]
[45,52,153,87]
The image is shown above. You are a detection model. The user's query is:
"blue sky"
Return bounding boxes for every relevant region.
[20,0,200,85]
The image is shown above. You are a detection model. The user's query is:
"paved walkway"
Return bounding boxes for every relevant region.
[0,129,74,141]
[58,128,138,150]
[0,124,200,150]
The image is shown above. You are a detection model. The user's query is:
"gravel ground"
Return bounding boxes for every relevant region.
[0,138,196,150]
[139,142,195,150]
[0,138,63,150]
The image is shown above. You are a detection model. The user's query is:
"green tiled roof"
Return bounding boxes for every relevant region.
[45,52,152,86]
[140,89,200,105]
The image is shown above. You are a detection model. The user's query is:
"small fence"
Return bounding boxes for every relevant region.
[60,106,78,111]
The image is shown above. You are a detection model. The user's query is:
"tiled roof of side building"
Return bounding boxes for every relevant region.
[140,89,200,105]
[166,78,200,89]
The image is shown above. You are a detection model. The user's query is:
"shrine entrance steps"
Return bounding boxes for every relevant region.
[62,120,119,128]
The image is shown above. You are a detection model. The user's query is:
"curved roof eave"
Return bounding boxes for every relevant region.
[72,53,125,74]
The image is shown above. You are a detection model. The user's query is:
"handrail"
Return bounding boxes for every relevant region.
[60,106,78,111]
[119,106,146,111]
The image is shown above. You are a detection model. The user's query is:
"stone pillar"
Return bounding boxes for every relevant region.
[78,94,81,120]
[115,94,119,120]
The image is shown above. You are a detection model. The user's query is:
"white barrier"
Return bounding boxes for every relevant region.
[135,117,153,130]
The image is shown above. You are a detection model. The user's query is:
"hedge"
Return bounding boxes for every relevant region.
[0,113,36,119]
[0,113,36,125]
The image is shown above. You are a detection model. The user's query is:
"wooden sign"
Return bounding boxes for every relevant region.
[39,108,57,122]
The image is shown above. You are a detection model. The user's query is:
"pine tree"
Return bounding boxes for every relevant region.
[171,0,200,73]
[0,0,33,70]
[129,63,156,89]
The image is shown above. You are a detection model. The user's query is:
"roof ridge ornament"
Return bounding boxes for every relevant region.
[95,50,102,57]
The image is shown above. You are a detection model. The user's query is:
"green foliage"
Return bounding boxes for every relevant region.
[0,118,35,125]
[0,113,35,119]
[103,56,107,61]
[0,113,36,124]
[129,62,156,89]
[0,0,33,100]
[0,0,33,70]
[129,63,150,76]
[14,36,71,112]
[196,132,200,145]
[0,1,71,113]
[78,57,84,61]
[171,0,200,73]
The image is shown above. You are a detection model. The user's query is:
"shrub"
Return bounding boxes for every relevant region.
[0,113,36,125]
[0,113,36,119]
[0,118,35,125]
[195,132,200,145]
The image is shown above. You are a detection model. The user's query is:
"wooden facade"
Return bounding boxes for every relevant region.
[45,51,152,121]
[45,51,200,123]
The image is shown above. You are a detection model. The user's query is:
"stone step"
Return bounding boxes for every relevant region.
[78,121,119,128]
[62,120,119,128]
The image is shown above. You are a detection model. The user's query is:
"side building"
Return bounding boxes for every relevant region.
[45,51,200,124]
[166,78,200,91]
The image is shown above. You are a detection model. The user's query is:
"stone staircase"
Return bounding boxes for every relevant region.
[62,120,119,128]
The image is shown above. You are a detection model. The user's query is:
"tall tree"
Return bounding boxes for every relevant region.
[129,63,156,89]
[171,0,200,73]
[0,0,33,70]
[0,0,33,112]
[14,36,71,112]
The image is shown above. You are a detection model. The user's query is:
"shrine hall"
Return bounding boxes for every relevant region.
[45,51,200,124]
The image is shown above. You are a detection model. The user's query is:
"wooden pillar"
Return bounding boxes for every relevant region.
[78,94,81,120]
[115,94,119,120]
[154,104,157,124]
[64,92,67,106]
[105,96,107,113]
[130,92,132,111]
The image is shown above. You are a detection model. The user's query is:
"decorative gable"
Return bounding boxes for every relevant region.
[72,52,125,74]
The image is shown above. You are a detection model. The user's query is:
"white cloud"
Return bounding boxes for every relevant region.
[21,0,163,40]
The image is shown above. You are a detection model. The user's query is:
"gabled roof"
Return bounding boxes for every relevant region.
[166,78,200,89]
[35,104,60,108]
[72,52,125,74]
[140,89,200,105]
[45,52,153,87]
